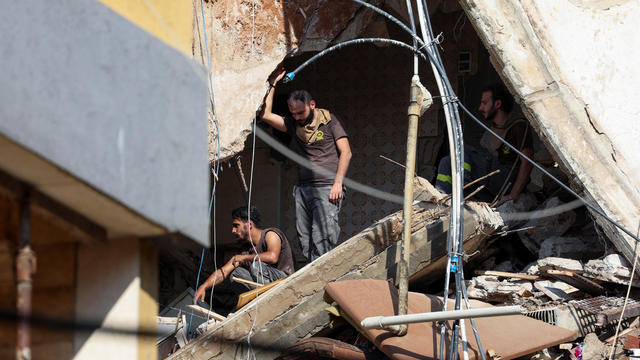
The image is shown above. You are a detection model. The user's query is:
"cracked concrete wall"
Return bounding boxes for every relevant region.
[460,0,640,265]
[194,0,381,161]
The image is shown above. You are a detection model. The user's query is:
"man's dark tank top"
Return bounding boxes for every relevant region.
[251,227,294,276]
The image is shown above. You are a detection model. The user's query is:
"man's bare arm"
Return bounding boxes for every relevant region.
[259,231,281,264]
[329,137,352,203]
[260,70,287,132]
[194,257,235,303]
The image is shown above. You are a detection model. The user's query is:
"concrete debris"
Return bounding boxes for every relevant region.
[604,253,631,269]
[195,319,218,337]
[538,235,605,260]
[546,269,604,295]
[538,257,584,273]
[522,262,541,276]
[584,255,640,287]
[518,197,577,255]
[467,275,534,302]
[534,280,576,301]
[170,202,503,359]
[581,333,607,359]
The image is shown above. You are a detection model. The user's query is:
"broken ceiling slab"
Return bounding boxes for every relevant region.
[196,0,382,160]
[169,201,503,359]
[324,279,577,359]
[459,0,640,270]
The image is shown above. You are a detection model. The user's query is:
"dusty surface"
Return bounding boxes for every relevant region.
[169,201,502,359]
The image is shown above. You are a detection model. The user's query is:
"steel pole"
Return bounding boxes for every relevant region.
[16,197,35,360]
[361,305,523,329]
[395,76,422,336]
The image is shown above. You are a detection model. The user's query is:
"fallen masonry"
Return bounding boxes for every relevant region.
[168,194,503,359]
[162,189,640,359]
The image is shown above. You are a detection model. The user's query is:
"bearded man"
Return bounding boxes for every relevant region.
[435,83,533,204]
[194,206,294,304]
[260,68,352,261]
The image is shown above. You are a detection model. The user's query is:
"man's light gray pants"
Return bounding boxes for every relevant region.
[294,184,342,261]
[230,261,287,293]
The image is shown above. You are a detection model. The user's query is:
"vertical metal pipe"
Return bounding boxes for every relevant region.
[16,197,35,360]
[396,76,422,336]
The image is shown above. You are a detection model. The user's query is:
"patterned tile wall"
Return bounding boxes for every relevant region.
[277,42,439,246]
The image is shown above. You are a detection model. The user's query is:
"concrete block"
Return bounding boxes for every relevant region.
[538,257,584,273]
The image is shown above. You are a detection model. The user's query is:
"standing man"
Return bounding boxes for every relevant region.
[260,69,352,261]
[194,206,294,303]
[435,83,533,204]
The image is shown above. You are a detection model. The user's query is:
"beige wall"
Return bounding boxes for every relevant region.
[74,237,157,360]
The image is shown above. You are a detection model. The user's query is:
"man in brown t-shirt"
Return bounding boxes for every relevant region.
[436,83,533,204]
[261,69,352,261]
[194,206,294,303]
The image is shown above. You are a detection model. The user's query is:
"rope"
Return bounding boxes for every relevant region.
[187,248,206,335]
[608,222,640,359]
[245,115,263,360]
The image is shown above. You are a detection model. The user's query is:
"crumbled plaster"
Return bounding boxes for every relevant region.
[195,0,381,161]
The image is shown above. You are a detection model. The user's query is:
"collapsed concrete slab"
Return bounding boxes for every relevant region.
[459,0,640,270]
[168,200,502,359]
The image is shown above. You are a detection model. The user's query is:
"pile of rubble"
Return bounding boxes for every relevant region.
[463,196,640,359]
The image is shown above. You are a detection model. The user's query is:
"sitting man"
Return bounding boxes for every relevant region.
[194,206,294,304]
[435,83,533,204]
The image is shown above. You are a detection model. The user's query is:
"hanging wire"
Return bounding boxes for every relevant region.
[244,115,264,360]
[282,38,430,83]
[245,3,263,357]
[187,248,206,335]
[189,0,223,338]
[608,222,640,358]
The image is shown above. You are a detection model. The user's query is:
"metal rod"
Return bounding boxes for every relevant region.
[232,155,249,202]
[440,170,501,203]
[16,195,35,360]
[231,276,263,288]
[361,305,523,329]
[464,184,485,201]
[395,76,423,336]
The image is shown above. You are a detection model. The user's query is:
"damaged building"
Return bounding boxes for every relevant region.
[1,0,640,359]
